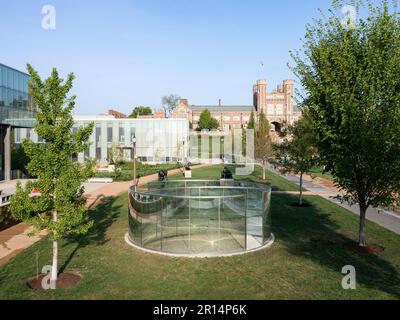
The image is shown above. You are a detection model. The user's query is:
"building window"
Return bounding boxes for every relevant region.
[233,116,240,121]
[15,128,21,143]
[223,124,230,130]
[96,127,101,142]
[84,148,90,159]
[276,105,284,115]
[130,128,136,142]
[107,126,113,142]
[193,116,200,121]
[267,105,274,115]
[119,127,125,142]
[223,116,230,121]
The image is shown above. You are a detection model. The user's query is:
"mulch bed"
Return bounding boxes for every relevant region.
[344,242,385,255]
[27,273,81,290]
[0,218,20,232]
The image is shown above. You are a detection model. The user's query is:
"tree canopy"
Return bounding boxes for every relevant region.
[129,106,153,118]
[254,111,273,162]
[274,113,317,205]
[292,0,400,245]
[196,109,220,131]
[247,111,255,129]
[161,94,180,117]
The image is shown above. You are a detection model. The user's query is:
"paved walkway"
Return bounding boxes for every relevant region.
[267,164,400,235]
[0,165,208,266]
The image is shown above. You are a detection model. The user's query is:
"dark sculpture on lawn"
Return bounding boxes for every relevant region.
[220,166,233,180]
[158,170,168,182]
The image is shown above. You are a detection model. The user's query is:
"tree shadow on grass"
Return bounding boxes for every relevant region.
[271,194,400,298]
[59,195,123,273]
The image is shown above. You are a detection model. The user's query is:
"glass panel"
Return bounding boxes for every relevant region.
[128,181,271,255]
[107,127,113,143]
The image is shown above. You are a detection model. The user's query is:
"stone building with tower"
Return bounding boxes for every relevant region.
[172,79,301,132]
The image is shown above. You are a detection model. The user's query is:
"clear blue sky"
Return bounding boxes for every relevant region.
[1,0,338,115]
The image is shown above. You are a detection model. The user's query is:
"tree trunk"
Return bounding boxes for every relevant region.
[358,205,367,247]
[299,172,303,206]
[51,210,58,284]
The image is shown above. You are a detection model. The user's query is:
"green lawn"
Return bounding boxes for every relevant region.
[0,166,399,299]
[169,164,304,191]
[308,166,334,181]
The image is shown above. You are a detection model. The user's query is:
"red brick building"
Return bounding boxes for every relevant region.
[172,79,301,131]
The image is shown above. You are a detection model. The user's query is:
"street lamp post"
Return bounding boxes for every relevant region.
[132,135,137,187]
[221,136,224,164]
[182,138,185,165]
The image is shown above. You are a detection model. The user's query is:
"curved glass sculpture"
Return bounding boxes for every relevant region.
[127,180,272,256]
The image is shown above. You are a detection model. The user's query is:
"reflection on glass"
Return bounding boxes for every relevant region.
[128,180,272,256]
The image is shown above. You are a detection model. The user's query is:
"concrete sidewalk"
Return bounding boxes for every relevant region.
[0,165,208,266]
[267,164,400,235]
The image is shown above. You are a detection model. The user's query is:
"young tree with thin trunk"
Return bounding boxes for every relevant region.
[274,114,317,206]
[292,0,400,246]
[254,110,273,180]
[10,65,94,285]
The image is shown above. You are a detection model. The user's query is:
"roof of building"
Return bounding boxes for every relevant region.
[190,105,256,113]
[0,63,30,76]
[73,115,188,122]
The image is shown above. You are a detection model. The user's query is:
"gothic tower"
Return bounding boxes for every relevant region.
[252,80,267,114]
[283,79,294,123]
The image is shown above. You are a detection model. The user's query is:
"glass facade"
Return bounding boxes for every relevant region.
[0,63,37,180]
[0,64,36,127]
[72,118,189,164]
[127,180,272,256]
[15,117,190,164]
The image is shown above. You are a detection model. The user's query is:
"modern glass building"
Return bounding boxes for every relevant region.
[73,116,189,164]
[16,115,190,165]
[0,63,36,180]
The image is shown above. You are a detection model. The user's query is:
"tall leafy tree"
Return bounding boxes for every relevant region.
[129,106,153,118]
[247,111,255,129]
[161,94,181,117]
[10,65,94,285]
[292,0,400,245]
[274,114,317,206]
[197,109,220,131]
[11,146,30,176]
[254,110,273,179]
